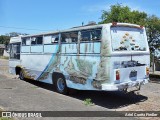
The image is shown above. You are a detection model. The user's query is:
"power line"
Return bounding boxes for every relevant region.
[0,25,52,31]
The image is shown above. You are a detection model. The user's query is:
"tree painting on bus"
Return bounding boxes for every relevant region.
[64,58,93,85]
[33,39,110,90]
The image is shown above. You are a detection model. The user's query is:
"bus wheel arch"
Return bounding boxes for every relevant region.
[52,72,68,94]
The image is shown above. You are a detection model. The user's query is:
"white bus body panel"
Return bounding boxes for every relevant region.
[9,23,150,92]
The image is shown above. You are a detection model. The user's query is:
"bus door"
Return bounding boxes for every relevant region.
[9,42,21,74]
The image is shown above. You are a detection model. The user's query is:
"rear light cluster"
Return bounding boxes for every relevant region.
[146,67,149,76]
[116,70,120,81]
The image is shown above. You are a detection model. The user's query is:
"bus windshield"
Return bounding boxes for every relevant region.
[111,26,147,52]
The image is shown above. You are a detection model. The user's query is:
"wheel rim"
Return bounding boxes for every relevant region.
[57,78,65,92]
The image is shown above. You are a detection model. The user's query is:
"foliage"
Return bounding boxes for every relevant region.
[5,32,28,37]
[99,4,147,26]
[146,15,160,52]
[99,4,160,53]
[0,32,28,48]
[83,98,94,106]
[0,35,10,45]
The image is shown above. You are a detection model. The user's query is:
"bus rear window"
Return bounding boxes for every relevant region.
[111,26,147,51]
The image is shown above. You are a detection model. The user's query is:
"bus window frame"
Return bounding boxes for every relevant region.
[80,28,102,43]
[60,31,79,44]
[43,34,60,45]
[31,36,43,46]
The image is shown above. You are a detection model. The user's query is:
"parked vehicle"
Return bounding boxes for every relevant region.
[9,23,150,94]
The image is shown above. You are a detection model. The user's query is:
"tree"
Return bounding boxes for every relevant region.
[146,15,160,52]
[5,32,28,37]
[99,4,147,26]
[0,32,29,50]
[99,4,160,53]
[0,35,10,45]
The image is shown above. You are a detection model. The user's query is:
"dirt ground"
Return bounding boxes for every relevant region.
[0,59,160,120]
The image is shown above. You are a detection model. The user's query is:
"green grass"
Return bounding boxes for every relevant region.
[0,56,9,60]
[31,86,39,89]
[83,98,95,106]
[0,118,12,120]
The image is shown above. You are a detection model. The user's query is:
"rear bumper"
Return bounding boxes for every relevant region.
[102,78,148,91]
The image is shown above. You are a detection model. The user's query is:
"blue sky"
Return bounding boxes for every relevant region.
[0,0,160,35]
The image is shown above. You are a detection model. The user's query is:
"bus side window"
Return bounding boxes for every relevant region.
[22,37,31,46]
[31,36,43,45]
[81,31,91,42]
[43,34,59,44]
[61,33,70,43]
[81,29,102,42]
[36,36,43,45]
[61,32,78,43]
[44,36,52,44]
[22,38,26,45]
[31,37,36,45]
[51,34,59,43]
[70,32,78,43]
[90,29,102,41]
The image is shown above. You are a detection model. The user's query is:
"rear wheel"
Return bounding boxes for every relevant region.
[54,75,68,94]
[19,70,25,80]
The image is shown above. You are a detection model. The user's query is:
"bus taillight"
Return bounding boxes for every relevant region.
[116,70,120,80]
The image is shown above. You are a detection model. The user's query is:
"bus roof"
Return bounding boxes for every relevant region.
[20,23,143,38]
[21,24,106,38]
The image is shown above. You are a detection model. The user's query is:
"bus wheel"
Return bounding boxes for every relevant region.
[55,76,68,94]
[19,70,25,80]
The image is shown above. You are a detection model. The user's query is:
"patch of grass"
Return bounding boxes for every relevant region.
[0,56,9,60]
[83,98,94,106]
[31,86,39,89]
[0,118,12,120]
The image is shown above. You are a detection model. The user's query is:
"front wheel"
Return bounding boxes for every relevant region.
[19,70,25,80]
[55,76,68,94]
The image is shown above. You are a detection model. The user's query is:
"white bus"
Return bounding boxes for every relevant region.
[9,23,150,94]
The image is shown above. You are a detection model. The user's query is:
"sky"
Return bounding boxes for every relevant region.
[0,0,160,35]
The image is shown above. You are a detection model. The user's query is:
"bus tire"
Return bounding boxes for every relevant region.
[54,75,68,94]
[19,70,25,80]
